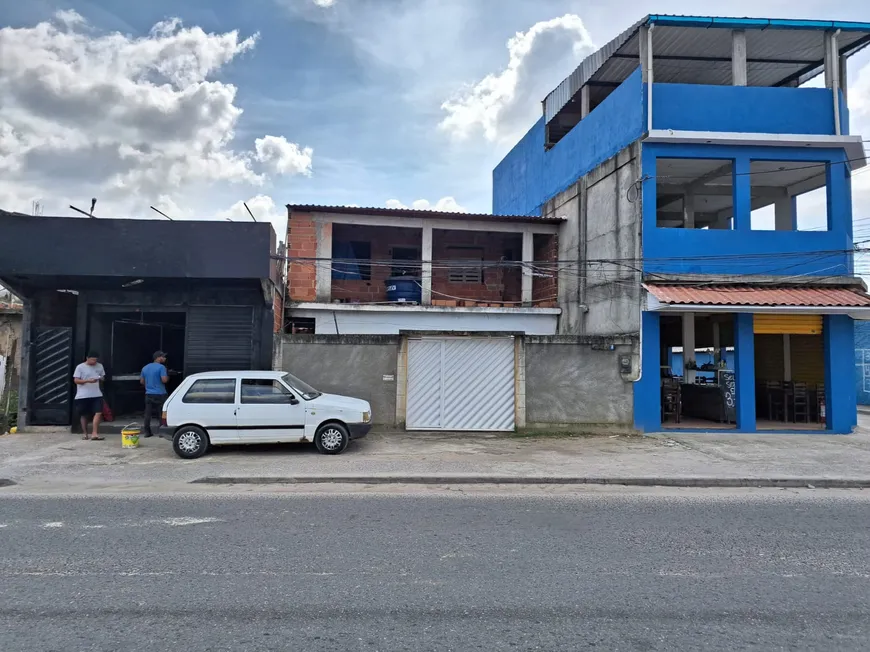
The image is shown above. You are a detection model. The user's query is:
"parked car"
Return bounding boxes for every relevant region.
[161,370,372,459]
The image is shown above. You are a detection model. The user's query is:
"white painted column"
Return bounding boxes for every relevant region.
[683,192,695,229]
[580,85,591,119]
[639,25,654,131]
[825,30,842,135]
[713,321,721,364]
[732,30,748,86]
[314,221,333,302]
[521,229,534,306]
[421,225,433,305]
[840,55,849,102]
[682,313,696,384]
[774,195,793,231]
[783,334,792,382]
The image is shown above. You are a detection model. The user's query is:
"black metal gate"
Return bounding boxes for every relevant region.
[185,307,254,375]
[31,326,73,425]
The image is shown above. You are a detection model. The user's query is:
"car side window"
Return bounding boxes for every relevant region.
[240,379,296,405]
[182,379,237,404]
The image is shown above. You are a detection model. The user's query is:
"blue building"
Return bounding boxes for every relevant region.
[493,15,870,433]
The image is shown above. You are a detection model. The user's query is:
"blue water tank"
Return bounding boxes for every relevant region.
[385,276,421,303]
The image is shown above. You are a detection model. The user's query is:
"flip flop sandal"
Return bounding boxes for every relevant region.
[81,435,90,440]
[90,436,105,441]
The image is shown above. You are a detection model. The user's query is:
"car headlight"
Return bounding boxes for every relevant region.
[363,411,371,423]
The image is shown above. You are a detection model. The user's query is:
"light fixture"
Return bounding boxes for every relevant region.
[122,279,144,288]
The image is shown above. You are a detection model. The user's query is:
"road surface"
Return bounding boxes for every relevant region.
[1,489,869,651]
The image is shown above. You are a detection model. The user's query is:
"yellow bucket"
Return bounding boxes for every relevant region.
[121,425,141,449]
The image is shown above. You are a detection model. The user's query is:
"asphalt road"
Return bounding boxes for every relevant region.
[1,490,869,651]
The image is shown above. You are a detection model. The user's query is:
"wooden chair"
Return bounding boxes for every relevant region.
[792,382,810,424]
[662,383,681,424]
[765,381,786,422]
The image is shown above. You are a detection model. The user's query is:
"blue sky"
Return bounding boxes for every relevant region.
[1,0,868,238]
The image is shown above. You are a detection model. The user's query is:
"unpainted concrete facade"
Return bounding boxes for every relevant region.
[542,142,642,339]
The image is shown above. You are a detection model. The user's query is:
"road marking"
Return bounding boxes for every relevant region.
[161,517,221,526]
[41,522,64,528]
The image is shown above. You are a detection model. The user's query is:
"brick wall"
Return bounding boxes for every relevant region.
[287,212,317,302]
[273,290,283,333]
[532,233,558,306]
[431,230,522,305]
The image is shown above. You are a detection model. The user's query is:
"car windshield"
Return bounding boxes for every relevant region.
[281,373,321,400]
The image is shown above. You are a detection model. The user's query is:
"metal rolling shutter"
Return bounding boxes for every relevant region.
[790,335,825,385]
[186,307,254,375]
[406,337,515,431]
[754,315,822,335]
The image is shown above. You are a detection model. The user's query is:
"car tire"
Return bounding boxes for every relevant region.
[315,423,349,455]
[173,426,210,459]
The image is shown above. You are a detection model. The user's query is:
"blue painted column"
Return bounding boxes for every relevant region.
[734,313,756,432]
[634,311,662,433]
[733,157,752,232]
[824,315,856,433]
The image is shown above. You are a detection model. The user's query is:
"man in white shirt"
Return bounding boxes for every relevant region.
[73,351,105,440]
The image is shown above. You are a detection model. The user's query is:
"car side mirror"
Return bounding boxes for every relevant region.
[289,396,300,405]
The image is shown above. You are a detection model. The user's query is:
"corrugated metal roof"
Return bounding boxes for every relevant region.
[544,14,870,128]
[286,205,565,224]
[644,284,870,307]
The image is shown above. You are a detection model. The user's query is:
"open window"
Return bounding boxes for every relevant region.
[656,159,735,229]
[390,246,420,277]
[749,160,829,231]
[332,240,372,280]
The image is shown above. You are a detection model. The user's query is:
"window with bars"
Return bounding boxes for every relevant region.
[446,246,484,284]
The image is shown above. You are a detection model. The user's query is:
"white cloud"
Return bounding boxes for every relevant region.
[0,11,311,218]
[313,0,336,6]
[218,194,287,239]
[385,197,466,212]
[439,14,594,143]
[254,135,313,176]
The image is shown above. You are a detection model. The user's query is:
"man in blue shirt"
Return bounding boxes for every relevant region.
[141,351,169,438]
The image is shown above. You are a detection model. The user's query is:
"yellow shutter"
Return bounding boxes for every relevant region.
[753,314,823,335]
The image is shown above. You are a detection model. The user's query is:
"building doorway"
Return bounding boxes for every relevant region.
[754,315,825,430]
[659,313,737,429]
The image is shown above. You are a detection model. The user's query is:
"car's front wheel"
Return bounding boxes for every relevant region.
[315,423,349,455]
[173,426,210,459]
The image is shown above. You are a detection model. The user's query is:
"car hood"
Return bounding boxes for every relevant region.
[308,393,370,412]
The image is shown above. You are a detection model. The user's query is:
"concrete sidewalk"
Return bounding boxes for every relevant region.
[2,418,870,491]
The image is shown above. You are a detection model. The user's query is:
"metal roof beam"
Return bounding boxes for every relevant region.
[610,53,817,66]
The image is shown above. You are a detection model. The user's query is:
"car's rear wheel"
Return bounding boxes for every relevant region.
[315,423,349,455]
[173,426,209,459]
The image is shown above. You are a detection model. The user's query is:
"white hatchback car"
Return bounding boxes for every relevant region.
[161,370,372,459]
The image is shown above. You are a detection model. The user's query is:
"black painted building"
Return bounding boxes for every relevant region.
[0,211,278,426]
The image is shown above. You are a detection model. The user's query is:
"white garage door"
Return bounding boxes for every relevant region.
[406,337,516,431]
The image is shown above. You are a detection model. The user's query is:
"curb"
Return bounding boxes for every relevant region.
[190,476,870,489]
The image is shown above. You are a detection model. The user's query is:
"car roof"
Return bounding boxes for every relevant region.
[186,370,285,380]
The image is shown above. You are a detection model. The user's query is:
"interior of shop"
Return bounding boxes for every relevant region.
[659,313,737,429]
[89,310,186,417]
[753,315,825,429]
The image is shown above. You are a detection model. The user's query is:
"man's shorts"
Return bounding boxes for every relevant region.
[75,397,103,418]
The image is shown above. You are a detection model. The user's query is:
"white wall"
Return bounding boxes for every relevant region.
[292,308,559,335]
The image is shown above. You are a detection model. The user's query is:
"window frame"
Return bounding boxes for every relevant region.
[181,378,238,405]
[445,246,485,284]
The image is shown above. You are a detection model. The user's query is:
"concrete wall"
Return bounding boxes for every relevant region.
[653,84,845,136]
[0,310,22,410]
[290,306,559,336]
[277,334,399,425]
[493,68,645,217]
[543,142,642,337]
[855,321,870,405]
[524,336,635,428]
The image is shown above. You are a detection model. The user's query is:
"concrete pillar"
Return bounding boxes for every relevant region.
[713,321,721,363]
[825,31,842,135]
[783,334,792,382]
[734,313,756,432]
[580,85,591,119]
[824,315,856,433]
[682,313,696,384]
[633,311,663,433]
[521,230,534,306]
[824,32,836,89]
[840,55,848,103]
[774,195,793,231]
[314,221,333,302]
[732,30,747,86]
[683,192,695,229]
[421,225,433,305]
[733,158,752,231]
[639,25,653,131]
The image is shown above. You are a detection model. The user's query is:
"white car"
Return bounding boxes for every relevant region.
[161,370,372,459]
